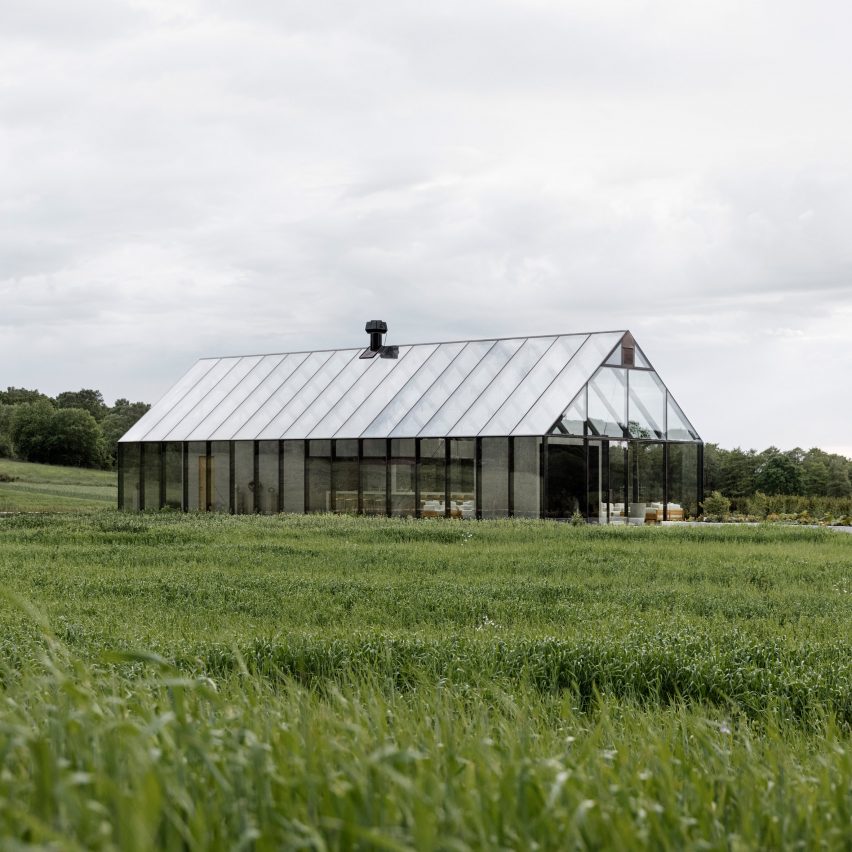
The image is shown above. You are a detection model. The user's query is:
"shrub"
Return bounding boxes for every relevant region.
[702,491,731,522]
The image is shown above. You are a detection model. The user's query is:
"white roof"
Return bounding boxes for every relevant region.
[120,331,629,442]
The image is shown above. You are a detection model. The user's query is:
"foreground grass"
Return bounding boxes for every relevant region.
[0,513,849,848]
[0,459,116,512]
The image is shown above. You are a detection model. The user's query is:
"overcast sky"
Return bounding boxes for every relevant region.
[2,0,850,455]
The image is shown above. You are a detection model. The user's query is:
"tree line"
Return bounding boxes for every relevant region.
[0,387,149,469]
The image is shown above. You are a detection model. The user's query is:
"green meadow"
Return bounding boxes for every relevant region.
[0,510,850,848]
[0,459,117,512]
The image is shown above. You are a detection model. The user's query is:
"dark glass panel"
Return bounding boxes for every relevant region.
[449,438,475,519]
[361,440,387,515]
[233,442,255,514]
[186,442,206,511]
[545,437,585,519]
[164,442,183,509]
[333,439,359,514]
[587,440,603,523]
[281,441,305,513]
[258,441,279,514]
[210,441,230,512]
[419,438,446,517]
[512,436,540,518]
[390,438,415,516]
[142,443,161,510]
[630,441,664,523]
[120,443,141,510]
[668,442,699,519]
[605,440,628,524]
[480,437,509,519]
[306,440,332,512]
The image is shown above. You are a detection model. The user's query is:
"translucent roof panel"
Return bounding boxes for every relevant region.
[513,331,621,436]
[120,330,700,442]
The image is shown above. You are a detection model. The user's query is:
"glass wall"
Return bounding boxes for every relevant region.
[668,442,699,519]
[120,443,141,510]
[333,439,359,513]
[164,442,183,509]
[630,441,664,521]
[588,368,627,438]
[419,438,446,517]
[390,438,415,516]
[307,440,332,512]
[233,441,255,514]
[545,437,585,518]
[480,437,509,519]
[210,441,230,512]
[142,442,161,510]
[449,438,476,519]
[361,439,387,515]
[186,442,206,511]
[258,441,280,514]
[281,441,305,513]
[606,440,628,523]
[628,371,666,439]
[513,437,540,518]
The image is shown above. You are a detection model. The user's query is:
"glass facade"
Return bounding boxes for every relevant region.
[118,332,703,522]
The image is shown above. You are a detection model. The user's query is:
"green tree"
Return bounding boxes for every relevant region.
[719,447,758,497]
[0,404,16,457]
[0,387,52,406]
[55,389,107,422]
[826,458,852,498]
[100,401,151,467]
[754,450,802,495]
[10,400,55,463]
[47,408,104,468]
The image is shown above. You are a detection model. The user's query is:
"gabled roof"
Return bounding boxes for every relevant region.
[119,330,699,443]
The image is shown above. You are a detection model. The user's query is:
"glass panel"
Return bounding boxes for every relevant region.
[512,436,540,518]
[233,441,255,514]
[333,439,359,513]
[209,441,230,512]
[309,346,413,439]
[449,438,476,519]
[452,337,557,437]
[144,358,241,442]
[335,345,438,438]
[587,367,627,438]
[257,349,358,440]
[285,355,379,439]
[545,437,585,519]
[605,346,622,366]
[121,359,219,443]
[481,437,509,519]
[306,440,332,512]
[628,370,665,439]
[366,343,466,439]
[516,332,622,436]
[390,438,415,516]
[480,335,585,436]
[667,394,700,441]
[257,441,279,514]
[418,438,446,517]
[630,441,664,523]
[204,354,288,439]
[392,340,495,438]
[668,442,700,519]
[186,442,206,511]
[142,443,161,510]
[164,442,183,509]
[237,351,333,440]
[634,346,651,369]
[587,440,604,523]
[361,439,387,515]
[281,441,305,513]
[178,356,263,441]
[552,389,585,436]
[215,353,307,439]
[604,440,629,523]
[120,443,141,510]
[423,338,524,437]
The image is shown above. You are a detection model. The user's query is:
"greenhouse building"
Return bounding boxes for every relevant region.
[118,324,703,523]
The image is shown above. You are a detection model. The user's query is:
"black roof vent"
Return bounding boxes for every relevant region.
[361,320,397,359]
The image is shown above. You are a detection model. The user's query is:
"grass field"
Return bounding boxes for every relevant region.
[0,512,850,848]
[0,459,117,511]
